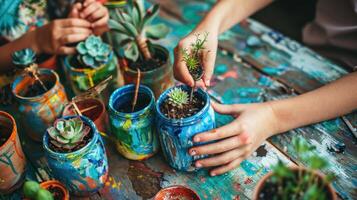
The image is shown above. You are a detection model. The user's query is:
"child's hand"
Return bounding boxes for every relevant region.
[189,101,279,176]
[174,30,218,88]
[33,18,92,55]
[69,0,109,35]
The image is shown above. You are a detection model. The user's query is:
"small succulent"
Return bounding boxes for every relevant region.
[76,35,111,69]
[23,181,53,200]
[108,0,170,61]
[47,117,91,151]
[12,48,36,68]
[168,88,189,108]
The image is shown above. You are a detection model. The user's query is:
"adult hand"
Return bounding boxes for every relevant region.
[33,18,92,55]
[189,101,279,176]
[174,30,218,88]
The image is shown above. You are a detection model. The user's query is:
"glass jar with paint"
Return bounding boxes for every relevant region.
[155,85,216,171]
[108,84,158,160]
[0,111,26,194]
[43,115,109,196]
[12,69,68,141]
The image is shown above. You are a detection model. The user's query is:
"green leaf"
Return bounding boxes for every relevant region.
[121,22,138,37]
[83,55,95,67]
[23,181,40,199]
[124,42,139,61]
[132,2,142,30]
[76,42,87,54]
[145,23,170,39]
[308,155,328,170]
[143,4,159,26]
[108,19,128,35]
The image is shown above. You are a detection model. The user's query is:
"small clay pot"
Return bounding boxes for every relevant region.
[0,111,27,194]
[154,185,200,200]
[253,166,337,200]
[40,180,70,200]
[62,98,108,133]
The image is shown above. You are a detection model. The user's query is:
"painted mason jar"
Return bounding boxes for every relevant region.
[62,98,108,133]
[43,115,109,196]
[156,86,216,171]
[0,111,26,194]
[63,51,123,101]
[120,45,174,98]
[12,69,68,141]
[108,84,158,160]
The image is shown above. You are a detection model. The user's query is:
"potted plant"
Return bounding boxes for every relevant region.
[11,48,68,141]
[0,111,26,194]
[43,116,108,196]
[253,137,337,200]
[108,0,174,98]
[108,84,158,160]
[23,180,70,200]
[155,85,215,171]
[63,35,122,101]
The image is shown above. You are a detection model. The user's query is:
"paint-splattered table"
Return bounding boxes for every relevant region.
[3,0,356,199]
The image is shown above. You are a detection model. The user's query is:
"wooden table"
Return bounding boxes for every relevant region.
[2,1,356,199]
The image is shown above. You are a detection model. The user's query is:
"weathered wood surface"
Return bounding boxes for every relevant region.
[3,0,357,199]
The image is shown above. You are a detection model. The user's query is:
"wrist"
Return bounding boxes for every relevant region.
[27,29,41,54]
[264,101,281,138]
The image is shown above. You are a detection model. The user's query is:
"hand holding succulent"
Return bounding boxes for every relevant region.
[47,117,91,151]
[76,35,111,69]
[168,88,189,108]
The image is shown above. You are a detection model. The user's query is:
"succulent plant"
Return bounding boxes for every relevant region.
[23,181,53,200]
[76,35,111,69]
[47,117,91,151]
[168,88,189,108]
[12,48,36,68]
[108,0,170,61]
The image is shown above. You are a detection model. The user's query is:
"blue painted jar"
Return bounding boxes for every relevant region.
[12,69,68,141]
[108,84,158,160]
[43,115,109,196]
[156,86,216,171]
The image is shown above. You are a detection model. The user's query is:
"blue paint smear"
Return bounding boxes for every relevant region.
[262,64,288,76]
[214,64,228,75]
[240,160,259,176]
[246,35,262,47]
[258,75,274,87]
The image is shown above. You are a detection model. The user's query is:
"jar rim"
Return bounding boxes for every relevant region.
[155,85,210,126]
[108,84,155,119]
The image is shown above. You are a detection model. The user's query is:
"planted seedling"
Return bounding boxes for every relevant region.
[12,48,50,97]
[181,32,208,101]
[257,137,336,200]
[47,117,91,153]
[160,87,205,119]
[23,181,53,200]
[75,35,111,69]
[108,0,170,111]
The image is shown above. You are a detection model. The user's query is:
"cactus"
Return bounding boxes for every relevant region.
[12,48,36,68]
[47,117,91,151]
[108,0,170,61]
[168,88,189,108]
[76,35,111,69]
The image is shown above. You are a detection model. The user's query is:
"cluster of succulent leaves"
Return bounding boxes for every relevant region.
[47,117,91,151]
[12,48,36,69]
[108,0,170,61]
[76,35,111,69]
[181,33,208,81]
[267,137,335,200]
[167,88,189,108]
[23,181,53,200]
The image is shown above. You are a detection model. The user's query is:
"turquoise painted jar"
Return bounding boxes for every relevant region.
[108,84,158,160]
[156,86,216,171]
[12,69,68,141]
[43,115,109,196]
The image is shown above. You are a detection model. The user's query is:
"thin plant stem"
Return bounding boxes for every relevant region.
[71,101,83,116]
[190,81,196,102]
[136,36,152,60]
[32,72,48,92]
[132,68,141,112]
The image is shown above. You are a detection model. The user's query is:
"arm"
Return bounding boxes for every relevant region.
[174,0,273,87]
[189,72,357,176]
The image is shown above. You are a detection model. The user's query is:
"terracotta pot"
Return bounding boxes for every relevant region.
[62,98,108,133]
[12,69,68,141]
[154,185,200,200]
[40,180,70,200]
[253,166,337,200]
[0,111,26,194]
[120,44,174,98]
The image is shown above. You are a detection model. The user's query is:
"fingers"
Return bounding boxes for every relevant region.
[174,46,195,87]
[195,147,246,168]
[59,33,91,44]
[193,121,245,143]
[80,1,100,19]
[202,49,216,87]
[83,0,96,7]
[87,7,107,22]
[59,18,91,28]
[57,47,76,55]
[211,101,245,115]
[62,27,92,35]
[210,156,244,176]
[91,13,109,28]
[68,2,82,18]
[190,134,248,155]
